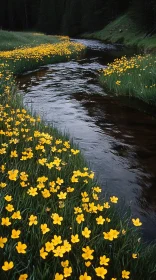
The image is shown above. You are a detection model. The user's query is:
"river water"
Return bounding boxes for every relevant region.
[17,39,156,242]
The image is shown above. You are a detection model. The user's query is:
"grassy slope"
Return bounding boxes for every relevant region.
[82,14,156,52]
[0,30,68,51]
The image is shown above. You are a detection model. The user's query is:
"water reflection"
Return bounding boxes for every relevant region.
[17,39,156,241]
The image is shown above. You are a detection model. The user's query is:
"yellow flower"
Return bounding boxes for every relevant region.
[11,229,21,239]
[16,241,27,254]
[85,261,91,267]
[27,187,38,196]
[19,274,28,280]
[95,267,107,279]
[79,272,91,280]
[96,216,105,225]
[100,255,110,266]
[51,235,62,246]
[132,218,142,226]
[41,189,51,198]
[10,150,18,158]
[5,204,14,212]
[115,80,121,86]
[71,149,80,155]
[122,270,130,279]
[110,196,118,203]
[82,246,94,260]
[64,266,72,277]
[57,191,67,200]
[67,187,74,192]
[20,181,28,188]
[71,234,80,243]
[74,207,82,214]
[103,229,119,241]
[92,186,101,193]
[12,211,22,219]
[0,237,7,248]
[132,253,138,259]
[56,177,64,185]
[4,195,12,202]
[103,202,110,209]
[82,227,91,238]
[8,169,19,181]
[20,172,28,181]
[28,215,38,226]
[76,214,84,224]
[41,223,50,234]
[1,217,11,226]
[53,245,66,257]
[40,247,48,259]
[2,261,14,271]
[54,273,64,280]
[0,182,7,188]
[63,240,71,252]
[45,241,54,252]
[51,213,63,225]
[61,260,69,268]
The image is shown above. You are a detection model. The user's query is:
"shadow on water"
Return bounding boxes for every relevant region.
[17,39,156,242]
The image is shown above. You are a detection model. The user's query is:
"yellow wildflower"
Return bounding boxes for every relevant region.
[82,227,91,238]
[71,234,80,243]
[122,270,130,279]
[1,217,11,226]
[0,237,7,248]
[132,218,142,226]
[28,215,38,226]
[18,274,28,280]
[2,261,14,271]
[41,224,50,234]
[95,267,107,279]
[79,272,91,280]
[16,242,27,254]
[11,229,21,239]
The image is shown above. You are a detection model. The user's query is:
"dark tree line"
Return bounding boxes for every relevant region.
[0,0,156,36]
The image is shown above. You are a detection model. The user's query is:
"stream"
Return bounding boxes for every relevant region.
[17,39,156,242]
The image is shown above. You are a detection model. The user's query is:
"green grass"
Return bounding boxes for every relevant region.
[81,13,156,52]
[0,33,156,279]
[0,30,68,51]
[99,53,156,105]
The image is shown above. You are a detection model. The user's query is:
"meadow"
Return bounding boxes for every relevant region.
[0,31,156,280]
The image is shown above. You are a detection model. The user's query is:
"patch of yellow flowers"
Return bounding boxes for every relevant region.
[0,102,142,279]
[0,41,85,62]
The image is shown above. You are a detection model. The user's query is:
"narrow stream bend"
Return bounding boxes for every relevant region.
[17,39,156,242]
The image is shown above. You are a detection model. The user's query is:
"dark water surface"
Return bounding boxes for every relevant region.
[17,39,156,242]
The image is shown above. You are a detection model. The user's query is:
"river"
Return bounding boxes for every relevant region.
[17,39,156,242]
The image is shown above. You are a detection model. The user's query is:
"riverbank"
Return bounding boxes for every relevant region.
[81,14,156,106]
[99,53,156,105]
[81,13,156,52]
[0,33,156,280]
